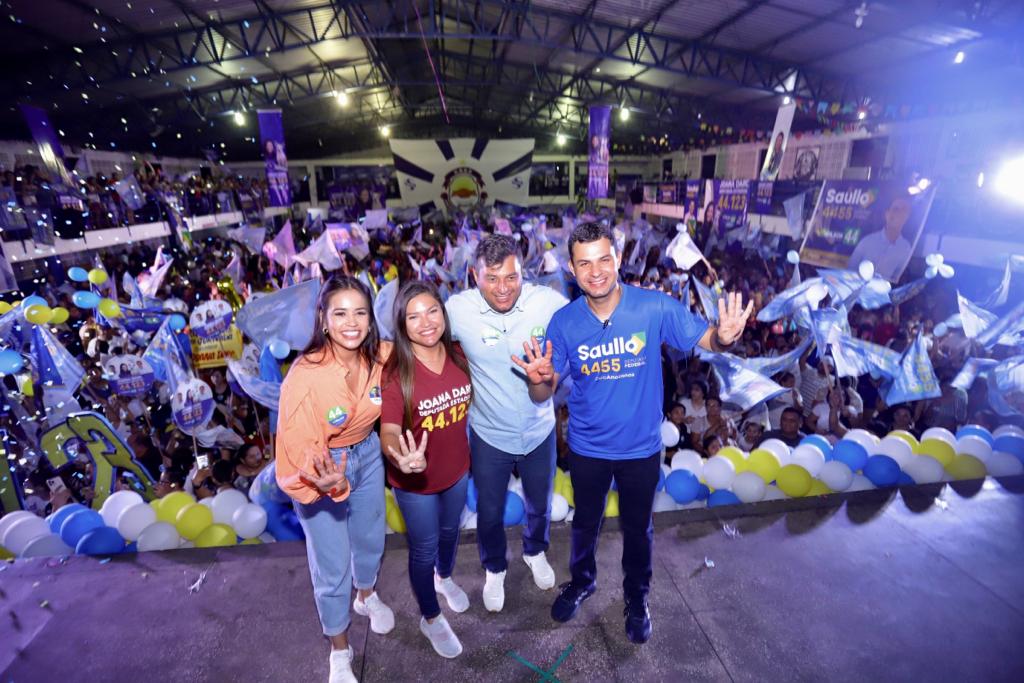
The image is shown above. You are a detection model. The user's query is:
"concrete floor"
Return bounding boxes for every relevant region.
[2,478,1024,683]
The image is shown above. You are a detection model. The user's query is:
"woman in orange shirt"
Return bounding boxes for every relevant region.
[276,275,394,683]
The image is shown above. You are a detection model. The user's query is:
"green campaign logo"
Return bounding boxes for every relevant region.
[326,406,348,426]
[626,331,646,355]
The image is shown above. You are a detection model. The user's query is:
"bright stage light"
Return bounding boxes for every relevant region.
[994,155,1024,203]
[782,96,791,105]
[336,91,349,106]
[977,172,985,188]
[857,110,866,120]
[954,50,965,64]
[556,133,566,146]
[233,111,245,126]
[619,107,630,122]
[380,125,391,137]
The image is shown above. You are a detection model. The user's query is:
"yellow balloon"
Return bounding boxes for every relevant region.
[386,501,406,533]
[947,454,987,481]
[19,375,34,397]
[604,490,620,518]
[50,307,70,325]
[561,478,574,507]
[157,491,195,524]
[87,268,108,285]
[241,537,262,545]
[175,503,214,540]
[150,497,164,513]
[195,523,237,548]
[777,464,812,497]
[25,304,53,325]
[0,544,13,560]
[747,449,782,483]
[718,446,747,473]
[888,430,919,449]
[807,479,832,496]
[0,302,11,315]
[98,298,122,318]
[11,300,21,308]
[915,438,955,467]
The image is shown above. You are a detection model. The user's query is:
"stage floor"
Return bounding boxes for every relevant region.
[3,480,1024,682]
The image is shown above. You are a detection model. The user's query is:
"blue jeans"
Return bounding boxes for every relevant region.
[470,427,556,573]
[293,432,386,636]
[393,472,469,619]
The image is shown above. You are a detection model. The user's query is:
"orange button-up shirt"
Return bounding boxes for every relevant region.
[275,342,392,504]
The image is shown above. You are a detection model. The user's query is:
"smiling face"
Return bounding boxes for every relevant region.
[404,292,445,349]
[475,254,522,313]
[323,288,371,352]
[568,237,619,302]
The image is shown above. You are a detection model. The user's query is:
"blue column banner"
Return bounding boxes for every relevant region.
[587,106,611,200]
[258,109,292,207]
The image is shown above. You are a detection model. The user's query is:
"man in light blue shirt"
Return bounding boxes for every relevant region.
[446,234,568,612]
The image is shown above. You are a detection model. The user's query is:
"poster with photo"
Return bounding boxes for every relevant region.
[171,377,215,434]
[189,300,233,339]
[102,355,155,397]
[792,147,820,181]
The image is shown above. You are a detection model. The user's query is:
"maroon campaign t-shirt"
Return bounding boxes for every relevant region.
[381,351,472,494]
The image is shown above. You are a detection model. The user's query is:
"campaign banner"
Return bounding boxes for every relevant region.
[752,181,774,214]
[760,102,795,181]
[102,355,156,397]
[799,180,937,282]
[189,300,234,339]
[171,377,215,434]
[658,183,677,204]
[588,106,611,200]
[190,324,244,369]
[19,104,73,185]
[712,179,751,234]
[258,109,292,207]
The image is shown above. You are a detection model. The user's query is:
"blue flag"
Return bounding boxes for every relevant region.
[950,357,998,392]
[890,277,930,306]
[981,258,1011,309]
[236,279,321,352]
[987,356,1024,417]
[693,279,720,323]
[373,278,399,340]
[975,298,1024,349]
[744,337,812,378]
[30,324,85,389]
[756,277,823,323]
[884,333,942,405]
[957,291,996,339]
[818,268,865,307]
[143,317,192,390]
[830,332,900,380]
[704,353,787,411]
[809,307,849,359]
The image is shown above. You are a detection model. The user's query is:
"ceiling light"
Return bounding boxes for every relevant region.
[619,108,630,122]
[976,172,985,188]
[857,110,867,120]
[782,96,791,105]
[556,133,566,147]
[954,50,965,64]
[380,125,391,137]
[336,91,349,106]
[232,111,245,126]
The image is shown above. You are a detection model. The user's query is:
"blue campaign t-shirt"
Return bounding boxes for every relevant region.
[548,284,709,460]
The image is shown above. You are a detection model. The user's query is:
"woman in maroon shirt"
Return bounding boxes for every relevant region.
[381,280,472,659]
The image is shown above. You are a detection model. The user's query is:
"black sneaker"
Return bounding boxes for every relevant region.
[550,581,596,623]
[624,596,652,643]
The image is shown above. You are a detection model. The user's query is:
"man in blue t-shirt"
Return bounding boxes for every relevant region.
[512,222,752,644]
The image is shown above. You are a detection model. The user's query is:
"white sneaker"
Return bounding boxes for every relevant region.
[523,551,556,590]
[329,646,358,683]
[419,614,463,659]
[433,574,470,613]
[482,570,506,612]
[352,591,395,634]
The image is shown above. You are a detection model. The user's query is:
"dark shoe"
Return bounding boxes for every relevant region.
[550,581,596,623]
[624,596,652,644]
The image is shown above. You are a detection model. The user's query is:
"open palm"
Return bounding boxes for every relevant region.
[716,292,753,345]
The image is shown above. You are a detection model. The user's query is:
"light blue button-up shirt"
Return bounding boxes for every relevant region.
[446,282,568,454]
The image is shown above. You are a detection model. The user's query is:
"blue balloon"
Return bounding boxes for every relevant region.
[0,349,24,375]
[503,491,525,526]
[708,490,742,507]
[897,471,915,486]
[993,435,1024,462]
[260,500,304,541]
[76,526,126,556]
[268,338,290,360]
[656,466,666,492]
[466,477,478,513]
[124,542,138,553]
[22,294,47,309]
[49,503,87,533]
[800,434,834,460]
[168,314,187,331]
[833,440,868,472]
[863,455,901,487]
[697,483,711,501]
[664,469,700,504]
[956,424,994,447]
[72,290,100,309]
[59,508,105,547]
[68,266,89,283]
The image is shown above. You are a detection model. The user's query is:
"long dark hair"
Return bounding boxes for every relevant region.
[385,280,470,430]
[301,275,382,369]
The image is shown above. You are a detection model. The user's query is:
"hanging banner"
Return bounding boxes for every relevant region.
[588,105,611,200]
[713,179,751,233]
[760,102,796,181]
[257,109,292,207]
[190,324,244,369]
[752,181,774,214]
[19,104,73,185]
[799,180,937,282]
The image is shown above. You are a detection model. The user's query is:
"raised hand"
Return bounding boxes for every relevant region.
[716,291,754,346]
[511,338,554,386]
[301,449,349,495]
[387,429,428,474]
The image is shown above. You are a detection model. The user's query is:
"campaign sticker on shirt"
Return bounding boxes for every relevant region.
[481,325,501,347]
[327,405,348,427]
[530,325,546,346]
[368,386,382,406]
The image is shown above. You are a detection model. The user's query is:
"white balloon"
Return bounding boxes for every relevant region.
[786,250,800,265]
[703,456,736,490]
[988,451,1024,477]
[660,420,680,448]
[136,521,181,552]
[461,511,478,530]
[762,485,788,501]
[934,323,948,337]
[100,490,144,527]
[956,435,993,462]
[875,436,914,469]
[2,515,50,555]
[258,532,277,544]
[507,476,524,498]
[199,497,215,508]
[230,503,267,540]
[20,533,74,558]
[210,489,249,525]
[732,471,766,503]
[993,425,1024,439]
[921,427,956,449]
[791,444,826,476]
[652,490,678,512]
[660,463,672,482]
[904,455,944,484]
[0,511,37,542]
[818,460,854,492]
[858,260,875,281]
[847,474,876,492]
[759,439,792,466]
[550,493,569,522]
[670,449,704,475]
[843,429,879,452]
[807,283,828,307]
[179,540,195,549]
[116,503,157,542]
